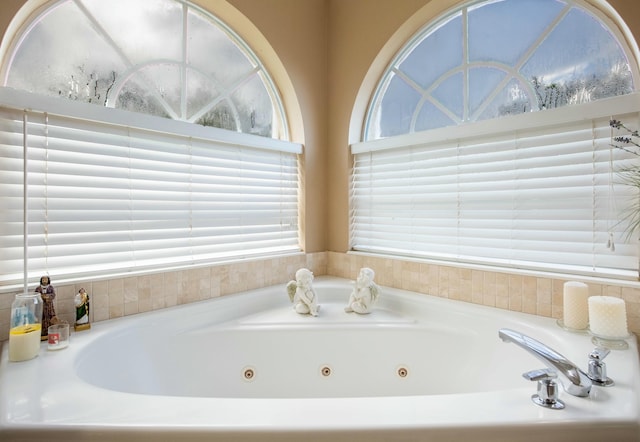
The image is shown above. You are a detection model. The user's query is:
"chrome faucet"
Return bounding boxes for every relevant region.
[499,328,592,397]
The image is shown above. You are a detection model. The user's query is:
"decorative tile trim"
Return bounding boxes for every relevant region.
[327,252,640,338]
[1,251,639,341]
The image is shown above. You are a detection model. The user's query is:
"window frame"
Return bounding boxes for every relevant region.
[0,0,302,292]
[352,0,640,281]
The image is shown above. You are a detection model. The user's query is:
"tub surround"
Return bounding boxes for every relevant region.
[1,277,639,441]
[1,251,640,342]
[329,252,640,339]
[0,253,328,341]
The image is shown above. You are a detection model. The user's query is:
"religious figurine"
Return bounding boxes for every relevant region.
[74,287,91,331]
[36,275,59,340]
[286,268,320,316]
[345,267,380,314]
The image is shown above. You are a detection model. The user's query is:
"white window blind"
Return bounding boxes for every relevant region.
[351,95,640,279]
[0,88,301,289]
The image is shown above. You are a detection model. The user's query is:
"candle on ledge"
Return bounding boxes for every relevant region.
[588,296,628,338]
[9,324,41,362]
[562,281,589,330]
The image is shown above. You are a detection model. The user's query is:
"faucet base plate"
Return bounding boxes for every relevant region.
[531,395,565,410]
[591,377,614,387]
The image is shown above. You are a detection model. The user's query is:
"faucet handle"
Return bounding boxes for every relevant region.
[588,347,614,387]
[589,347,610,361]
[523,369,565,410]
[522,368,556,382]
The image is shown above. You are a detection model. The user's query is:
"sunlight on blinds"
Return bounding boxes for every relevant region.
[0,88,301,288]
[352,95,640,279]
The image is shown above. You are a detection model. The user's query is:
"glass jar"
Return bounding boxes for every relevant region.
[9,292,43,362]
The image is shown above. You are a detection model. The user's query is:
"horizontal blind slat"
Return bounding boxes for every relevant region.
[351,107,640,279]
[0,88,301,287]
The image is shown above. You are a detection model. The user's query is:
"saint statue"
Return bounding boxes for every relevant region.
[74,287,91,331]
[36,275,59,340]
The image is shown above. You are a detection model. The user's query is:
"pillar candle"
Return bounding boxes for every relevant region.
[588,296,628,338]
[9,324,41,362]
[562,281,589,330]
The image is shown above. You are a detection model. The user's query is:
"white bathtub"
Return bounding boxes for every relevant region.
[1,277,639,441]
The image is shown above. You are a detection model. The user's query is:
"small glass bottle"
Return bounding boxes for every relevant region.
[9,292,43,362]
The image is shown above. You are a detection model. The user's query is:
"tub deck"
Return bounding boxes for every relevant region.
[1,277,639,441]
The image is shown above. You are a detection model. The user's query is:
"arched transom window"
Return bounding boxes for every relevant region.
[3,0,286,139]
[365,0,633,140]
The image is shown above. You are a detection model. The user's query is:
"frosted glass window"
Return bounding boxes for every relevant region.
[365,0,633,140]
[0,1,300,289]
[3,0,286,139]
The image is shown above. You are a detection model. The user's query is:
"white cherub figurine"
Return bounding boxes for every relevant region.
[345,267,379,314]
[286,268,320,316]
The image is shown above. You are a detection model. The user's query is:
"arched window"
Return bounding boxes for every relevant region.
[3,0,287,139]
[0,0,301,289]
[365,0,633,140]
[351,0,640,279]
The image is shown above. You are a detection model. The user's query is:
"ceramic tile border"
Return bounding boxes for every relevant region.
[1,251,639,341]
[327,252,640,338]
[0,253,327,341]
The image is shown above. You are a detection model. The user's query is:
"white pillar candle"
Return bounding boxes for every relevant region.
[562,281,589,330]
[588,296,628,338]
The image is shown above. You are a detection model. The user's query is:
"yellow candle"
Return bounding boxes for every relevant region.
[588,296,628,338]
[9,324,42,362]
[562,281,589,330]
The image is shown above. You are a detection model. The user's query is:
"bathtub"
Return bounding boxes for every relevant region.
[1,276,639,441]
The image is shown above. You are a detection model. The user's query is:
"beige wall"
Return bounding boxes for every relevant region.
[225,0,328,253]
[327,0,437,251]
[229,0,640,254]
[1,0,639,252]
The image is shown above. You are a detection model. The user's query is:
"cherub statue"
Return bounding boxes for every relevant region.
[36,275,59,340]
[74,287,91,331]
[345,267,380,314]
[286,268,320,316]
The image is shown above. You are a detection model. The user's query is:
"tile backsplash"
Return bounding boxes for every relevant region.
[1,251,639,341]
[0,253,327,341]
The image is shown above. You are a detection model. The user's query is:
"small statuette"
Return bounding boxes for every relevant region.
[345,267,379,314]
[286,268,320,316]
[36,275,59,341]
[74,287,91,331]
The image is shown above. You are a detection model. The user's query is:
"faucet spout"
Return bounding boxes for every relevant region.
[499,328,592,397]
